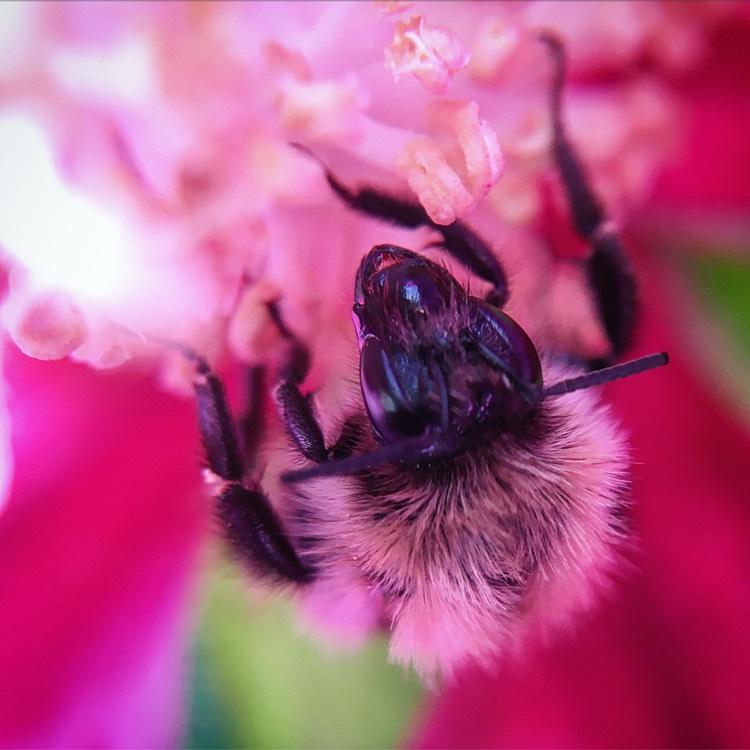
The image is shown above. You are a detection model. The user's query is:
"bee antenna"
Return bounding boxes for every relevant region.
[543,352,669,398]
[281,439,428,484]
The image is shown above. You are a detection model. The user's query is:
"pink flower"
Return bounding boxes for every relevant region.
[2,1,710,372]
[0,1,747,745]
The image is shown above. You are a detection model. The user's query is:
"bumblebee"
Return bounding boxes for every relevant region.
[189,36,667,678]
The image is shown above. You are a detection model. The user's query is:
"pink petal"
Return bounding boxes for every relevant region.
[0,345,208,747]
[386,15,470,95]
[611,252,750,748]
[652,21,750,214]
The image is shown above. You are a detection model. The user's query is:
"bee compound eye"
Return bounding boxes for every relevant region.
[359,336,431,444]
[469,299,543,390]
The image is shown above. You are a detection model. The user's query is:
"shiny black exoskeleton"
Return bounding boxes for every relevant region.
[355,245,542,459]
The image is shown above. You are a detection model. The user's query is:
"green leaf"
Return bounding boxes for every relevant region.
[185,555,424,749]
[185,631,237,750]
[680,249,750,420]
[687,253,750,364]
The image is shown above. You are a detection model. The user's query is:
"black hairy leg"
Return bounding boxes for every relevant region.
[540,33,637,362]
[318,160,509,308]
[239,364,265,472]
[266,299,330,464]
[190,351,313,584]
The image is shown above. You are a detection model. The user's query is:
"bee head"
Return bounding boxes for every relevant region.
[353,245,544,453]
[282,247,666,484]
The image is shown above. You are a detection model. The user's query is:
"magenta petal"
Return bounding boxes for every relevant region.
[410,251,750,749]
[0,346,208,748]
[609,256,750,748]
[652,22,750,213]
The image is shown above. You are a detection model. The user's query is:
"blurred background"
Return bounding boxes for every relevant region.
[0,3,749,748]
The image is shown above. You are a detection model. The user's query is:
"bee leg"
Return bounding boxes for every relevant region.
[239,364,265,472]
[191,352,313,584]
[541,33,636,361]
[266,300,330,465]
[321,166,509,307]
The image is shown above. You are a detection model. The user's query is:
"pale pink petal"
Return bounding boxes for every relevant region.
[2,284,87,361]
[385,14,471,95]
[395,101,503,225]
[396,137,475,225]
[467,17,521,84]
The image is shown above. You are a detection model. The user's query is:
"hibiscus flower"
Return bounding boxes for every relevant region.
[0,2,748,747]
